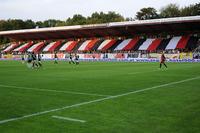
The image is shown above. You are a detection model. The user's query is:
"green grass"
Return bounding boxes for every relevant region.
[0,60,200,133]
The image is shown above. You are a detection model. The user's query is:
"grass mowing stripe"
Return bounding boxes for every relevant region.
[0,84,110,97]
[0,70,162,97]
[52,115,86,123]
[0,76,199,125]
[128,70,159,75]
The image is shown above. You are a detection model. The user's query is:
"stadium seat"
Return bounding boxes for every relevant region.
[43,41,62,52]
[2,42,19,53]
[27,42,45,53]
[59,41,77,52]
[13,42,33,52]
[147,39,162,51]
[122,37,140,51]
[139,39,156,50]
[156,38,171,50]
[176,36,190,49]
[78,39,100,51]
[132,39,146,51]
[109,40,123,51]
[97,39,117,51]
[114,39,133,51]
[165,36,182,50]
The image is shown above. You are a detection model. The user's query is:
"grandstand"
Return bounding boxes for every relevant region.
[0,16,200,61]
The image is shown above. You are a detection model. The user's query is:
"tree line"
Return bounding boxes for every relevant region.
[135,3,200,20]
[0,3,199,43]
[0,11,124,31]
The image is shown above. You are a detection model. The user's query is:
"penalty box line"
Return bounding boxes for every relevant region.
[0,76,199,125]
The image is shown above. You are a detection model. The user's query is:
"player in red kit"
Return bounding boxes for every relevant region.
[160,52,168,68]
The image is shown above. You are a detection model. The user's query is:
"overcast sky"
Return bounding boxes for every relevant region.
[0,0,199,21]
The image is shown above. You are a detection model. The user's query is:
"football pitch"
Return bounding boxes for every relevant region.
[0,61,200,133]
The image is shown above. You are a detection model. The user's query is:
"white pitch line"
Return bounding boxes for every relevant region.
[52,115,86,123]
[0,76,199,125]
[0,84,110,97]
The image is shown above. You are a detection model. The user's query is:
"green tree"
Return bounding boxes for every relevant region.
[135,7,158,20]
[55,20,66,26]
[66,14,87,25]
[43,19,58,27]
[105,11,124,22]
[24,20,36,29]
[0,20,10,31]
[35,21,45,28]
[193,2,200,15]
[181,2,200,16]
[87,12,104,24]
[160,4,181,18]
[8,19,27,30]
[87,11,124,24]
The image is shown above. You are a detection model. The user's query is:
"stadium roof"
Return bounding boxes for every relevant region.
[0,16,200,41]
